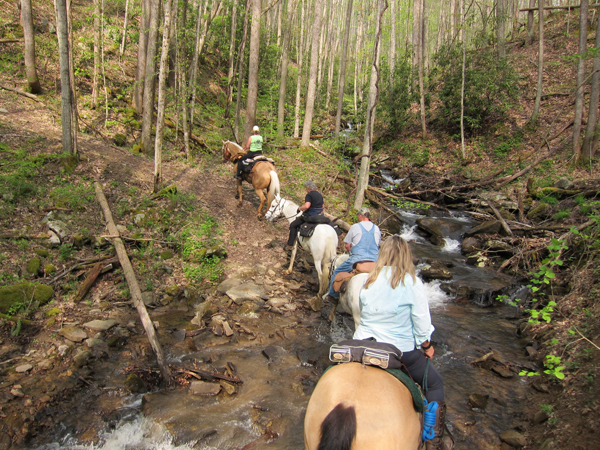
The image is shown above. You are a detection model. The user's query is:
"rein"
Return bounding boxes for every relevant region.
[269,197,301,222]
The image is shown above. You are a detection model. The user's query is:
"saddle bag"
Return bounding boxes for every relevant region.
[329,338,403,370]
[299,222,317,237]
[329,223,342,236]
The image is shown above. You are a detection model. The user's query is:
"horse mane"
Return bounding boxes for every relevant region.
[226,140,245,158]
[317,403,356,450]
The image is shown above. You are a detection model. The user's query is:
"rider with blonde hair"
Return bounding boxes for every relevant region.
[354,235,450,450]
[234,125,263,179]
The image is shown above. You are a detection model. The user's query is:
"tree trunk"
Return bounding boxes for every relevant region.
[411,0,421,92]
[235,0,251,140]
[526,0,536,46]
[154,0,175,193]
[582,17,600,161]
[573,0,589,162]
[119,0,130,58]
[20,0,41,94]
[293,0,306,138]
[225,0,238,117]
[354,0,387,209]
[532,0,544,122]
[55,0,75,156]
[497,0,506,58]
[277,0,297,138]
[334,0,353,138]
[389,0,396,79]
[134,0,151,114]
[418,0,427,139]
[92,0,100,108]
[460,0,466,159]
[300,0,324,149]
[244,0,262,141]
[141,0,160,154]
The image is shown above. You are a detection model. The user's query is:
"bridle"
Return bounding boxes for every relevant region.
[267,196,302,222]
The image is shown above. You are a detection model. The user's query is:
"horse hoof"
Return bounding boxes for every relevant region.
[235,194,239,199]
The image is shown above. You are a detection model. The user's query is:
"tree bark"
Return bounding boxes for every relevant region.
[532,0,544,122]
[154,0,175,193]
[235,0,251,140]
[277,0,297,137]
[418,0,427,139]
[225,0,238,117]
[389,0,396,79]
[460,0,466,158]
[92,0,100,108]
[94,183,171,383]
[134,0,150,114]
[573,0,589,162]
[20,0,41,94]
[55,0,75,156]
[582,18,600,161]
[334,0,353,138]
[244,0,262,141]
[300,0,324,149]
[119,0,130,58]
[354,0,387,209]
[293,0,306,138]
[141,0,160,154]
[497,0,506,58]
[525,0,536,46]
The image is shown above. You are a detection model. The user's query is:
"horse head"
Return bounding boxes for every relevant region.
[222,140,232,162]
[265,195,285,222]
[222,140,244,163]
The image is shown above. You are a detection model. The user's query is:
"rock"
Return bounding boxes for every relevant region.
[222,321,234,336]
[527,203,552,221]
[420,263,453,281]
[83,319,117,331]
[37,359,53,370]
[237,301,261,317]
[226,283,267,304]
[57,344,73,356]
[464,220,502,237]
[267,298,290,308]
[10,388,25,397]
[525,346,537,359]
[192,301,217,324]
[72,234,85,249]
[499,429,527,448]
[124,374,147,394]
[533,410,549,424]
[532,379,550,393]
[190,381,221,396]
[554,177,574,190]
[461,237,482,254]
[468,393,489,410]
[416,218,470,244]
[26,257,41,275]
[85,338,109,353]
[142,292,156,306]
[172,329,186,341]
[47,220,69,240]
[262,345,280,360]
[47,230,61,247]
[15,364,33,373]
[483,240,515,254]
[44,264,57,275]
[160,250,174,260]
[0,282,54,314]
[306,295,323,312]
[216,278,243,294]
[114,134,127,147]
[59,326,87,342]
[491,365,514,378]
[34,248,50,258]
[220,380,236,395]
[206,245,228,258]
[73,351,91,367]
[254,264,267,275]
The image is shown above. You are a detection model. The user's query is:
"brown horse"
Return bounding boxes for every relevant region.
[222,140,280,218]
[304,363,422,450]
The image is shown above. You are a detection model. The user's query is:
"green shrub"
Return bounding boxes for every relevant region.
[554,210,570,221]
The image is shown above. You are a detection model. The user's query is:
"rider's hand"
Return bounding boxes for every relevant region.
[423,346,435,358]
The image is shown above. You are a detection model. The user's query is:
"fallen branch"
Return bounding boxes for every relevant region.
[292,134,324,140]
[94,182,171,383]
[180,366,244,384]
[367,185,453,214]
[0,84,42,103]
[74,262,104,303]
[0,39,21,44]
[0,232,50,240]
[489,203,513,236]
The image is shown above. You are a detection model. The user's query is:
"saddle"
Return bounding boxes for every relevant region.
[298,220,342,238]
[240,155,275,173]
[332,260,376,293]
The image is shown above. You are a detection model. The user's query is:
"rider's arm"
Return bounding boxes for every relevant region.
[298,201,311,212]
[345,242,352,252]
[244,136,252,150]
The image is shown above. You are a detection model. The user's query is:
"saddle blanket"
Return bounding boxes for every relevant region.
[299,221,342,237]
[241,155,275,171]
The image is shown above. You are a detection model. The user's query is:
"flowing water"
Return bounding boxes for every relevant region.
[32,208,531,450]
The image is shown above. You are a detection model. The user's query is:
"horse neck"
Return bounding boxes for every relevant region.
[283,200,299,224]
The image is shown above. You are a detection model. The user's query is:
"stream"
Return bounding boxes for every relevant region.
[31,204,532,450]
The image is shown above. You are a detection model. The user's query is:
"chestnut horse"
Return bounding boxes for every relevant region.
[222,140,280,218]
[304,363,422,450]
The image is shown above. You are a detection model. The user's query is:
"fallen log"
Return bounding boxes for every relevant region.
[292,134,324,140]
[489,203,513,236]
[0,84,42,103]
[323,212,351,232]
[367,185,453,214]
[180,366,244,384]
[94,182,171,383]
[74,262,103,303]
[0,232,51,240]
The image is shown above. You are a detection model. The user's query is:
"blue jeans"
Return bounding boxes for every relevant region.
[328,258,356,299]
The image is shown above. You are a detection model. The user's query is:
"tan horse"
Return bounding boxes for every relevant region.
[304,363,422,450]
[222,140,280,218]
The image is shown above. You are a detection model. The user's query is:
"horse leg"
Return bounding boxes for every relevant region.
[255,187,266,218]
[327,304,337,322]
[237,179,243,206]
[284,241,298,275]
[314,259,325,296]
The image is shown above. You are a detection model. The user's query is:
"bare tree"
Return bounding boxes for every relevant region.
[460,0,466,159]
[573,0,589,161]
[293,0,306,138]
[234,0,251,139]
[245,0,262,141]
[389,0,396,79]
[497,0,506,58]
[418,0,427,139]
[334,0,353,138]
[20,0,41,94]
[582,17,600,162]
[55,0,76,156]
[300,0,324,149]
[119,0,130,58]
[526,0,536,46]
[225,0,238,117]
[92,0,100,109]
[141,0,160,154]
[277,0,297,137]
[532,0,544,122]
[154,0,175,192]
[355,0,388,209]
[134,0,151,114]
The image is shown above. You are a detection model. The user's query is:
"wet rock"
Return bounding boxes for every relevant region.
[420,262,453,281]
[59,326,87,343]
[124,373,148,393]
[533,410,549,424]
[416,218,468,245]
[190,381,221,396]
[237,301,261,317]
[527,203,551,221]
[468,393,489,410]
[499,429,527,448]
[220,381,237,395]
[85,338,109,354]
[15,364,33,373]
[73,351,92,367]
[226,283,266,304]
[37,359,53,370]
[262,345,280,360]
[464,220,502,238]
[491,365,514,378]
[83,319,117,332]
[306,296,323,312]
[267,298,290,308]
[142,292,156,307]
[462,237,482,254]
[216,278,243,294]
[11,388,25,397]
[483,240,515,254]
[164,285,179,297]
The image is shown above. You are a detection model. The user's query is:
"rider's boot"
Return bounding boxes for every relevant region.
[425,402,453,450]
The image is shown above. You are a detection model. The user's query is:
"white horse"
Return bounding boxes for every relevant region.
[327,254,367,330]
[265,196,338,297]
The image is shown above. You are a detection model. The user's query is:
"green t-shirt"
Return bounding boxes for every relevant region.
[249,135,263,153]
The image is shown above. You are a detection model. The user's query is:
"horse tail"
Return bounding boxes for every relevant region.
[317,403,356,450]
[267,170,280,208]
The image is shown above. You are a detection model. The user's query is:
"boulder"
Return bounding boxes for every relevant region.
[499,429,527,448]
[527,203,552,221]
[554,177,574,190]
[0,282,54,314]
[190,381,221,396]
[226,283,267,304]
[464,220,502,238]
[83,319,117,331]
[461,237,482,254]
[216,278,244,294]
[59,326,88,343]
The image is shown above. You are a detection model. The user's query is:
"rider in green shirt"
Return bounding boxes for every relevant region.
[234,125,263,179]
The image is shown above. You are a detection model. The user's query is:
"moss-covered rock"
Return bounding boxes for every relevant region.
[34,248,49,258]
[124,373,147,394]
[44,264,57,275]
[131,143,143,153]
[160,250,174,260]
[0,282,54,314]
[114,134,127,147]
[46,307,62,317]
[26,257,41,275]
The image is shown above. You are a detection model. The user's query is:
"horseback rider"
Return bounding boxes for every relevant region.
[234,125,263,179]
[326,207,381,301]
[284,180,324,252]
[353,235,451,450]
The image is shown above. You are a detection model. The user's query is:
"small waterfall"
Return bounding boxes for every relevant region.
[442,238,461,253]
[399,224,421,242]
[423,280,452,309]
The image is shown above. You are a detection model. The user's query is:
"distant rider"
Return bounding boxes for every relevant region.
[284,180,324,252]
[234,125,263,179]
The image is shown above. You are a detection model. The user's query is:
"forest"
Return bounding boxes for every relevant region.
[1,0,600,449]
